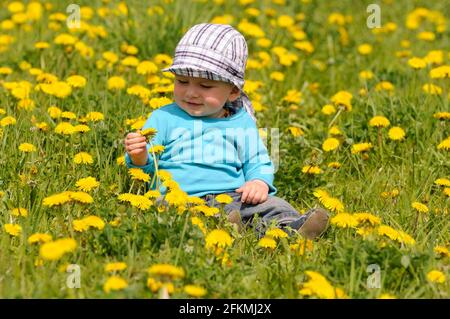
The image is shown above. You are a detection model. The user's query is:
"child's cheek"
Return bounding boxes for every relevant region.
[203,96,221,108]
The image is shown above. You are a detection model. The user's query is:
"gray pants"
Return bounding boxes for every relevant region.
[201,192,305,236]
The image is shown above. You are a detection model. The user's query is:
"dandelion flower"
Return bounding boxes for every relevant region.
[302,165,322,175]
[287,127,304,137]
[10,207,28,217]
[299,271,337,299]
[43,192,72,207]
[4,223,22,236]
[103,276,128,293]
[215,194,233,205]
[73,152,93,165]
[426,270,446,284]
[321,104,336,115]
[128,168,150,182]
[330,213,358,228]
[369,116,390,128]
[205,229,233,254]
[28,233,52,244]
[139,128,157,138]
[184,285,207,298]
[66,75,87,88]
[377,225,399,241]
[437,137,450,151]
[107,76,126,90]
[422,84,442,95]
[18,143,36,153]
[322,197,344,213]
[75,176,100,192]
[85,111,104,122]
[434,178,450,187]
[388,127,406,141]
[434,246,450,258]
[351,142,372,154]
[39,238,77,260]
[105,262,127,272]
[411,202,429,213]
[258,236,277,249]
[408,57,426,69]
[322,138,340,152]
[147,264,185,279]
[265,228,288,239]
[358,44,372,55]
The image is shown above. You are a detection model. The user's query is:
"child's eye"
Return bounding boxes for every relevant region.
[200,84,213,89]
[176,79,188,84]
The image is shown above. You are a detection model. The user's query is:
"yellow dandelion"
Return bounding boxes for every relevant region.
[103,276,128,293]
[437,137,450,151]
[107,76,126,90]
[4,223,22,236]
[75,176,100,192]
[128,168,150,183]
[330,213,358,228]
[408,57,427,69]
[265,228,288,239]
[287,126,304,137]
[11,207,28,217]
[369,116,390,128]
[351,142,372,154]
[105,262,127,272]
[215,194,233,205]
[28,233,52,244]
[322,138,340,152]
[433,246,450,258]
[18,143,36,153]
[299,271,337,299]
[258,236,277,249]
[73,152,93,165]
[388,127,406,141]
[147,264,185,279]
[411,202,429,213]
[302,165,322,175]
[426,270,446,284]
[184,285,207,297]
[422,84,442,95]
[434,178,450,187]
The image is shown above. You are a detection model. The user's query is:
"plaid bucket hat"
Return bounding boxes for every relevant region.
[162,23,256,121]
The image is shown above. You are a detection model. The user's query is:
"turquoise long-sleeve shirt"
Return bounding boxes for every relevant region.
[125,103,277,197]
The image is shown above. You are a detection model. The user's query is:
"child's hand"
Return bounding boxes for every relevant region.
[235,179,269,205]
[125,132,148,166]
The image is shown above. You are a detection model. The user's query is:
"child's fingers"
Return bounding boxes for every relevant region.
[127,148,147,155]
[126,141,147,152]
[125,136,146,145]
[244,187,258,204]
[240,187,250,203]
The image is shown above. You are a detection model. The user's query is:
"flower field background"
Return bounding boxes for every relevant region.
[0,0,449,298]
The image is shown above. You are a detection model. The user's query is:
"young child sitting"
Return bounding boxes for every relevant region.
[124,23,329,239]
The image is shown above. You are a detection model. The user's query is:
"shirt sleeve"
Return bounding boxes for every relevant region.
[240,117,277,195]
[125,110,165,175]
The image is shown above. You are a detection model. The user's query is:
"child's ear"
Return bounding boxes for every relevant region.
[228,86,241,102]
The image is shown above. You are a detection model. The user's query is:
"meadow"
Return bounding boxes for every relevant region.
[0,0,448,298]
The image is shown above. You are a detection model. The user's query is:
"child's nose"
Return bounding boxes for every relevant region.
[185,85,200,98]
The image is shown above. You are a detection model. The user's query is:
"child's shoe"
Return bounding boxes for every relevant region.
[295,208,329,239]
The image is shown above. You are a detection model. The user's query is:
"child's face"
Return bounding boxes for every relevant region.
[173,75,240,118]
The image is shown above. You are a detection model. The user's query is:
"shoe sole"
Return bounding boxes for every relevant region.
[298,208,329,239]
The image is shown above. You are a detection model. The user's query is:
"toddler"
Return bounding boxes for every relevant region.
[124,23,329,239]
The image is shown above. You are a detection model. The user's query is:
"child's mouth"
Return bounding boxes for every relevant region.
[185,101,202,107]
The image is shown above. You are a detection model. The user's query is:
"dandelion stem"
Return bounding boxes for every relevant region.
[328,107,343,128]
[174,212,189,266]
